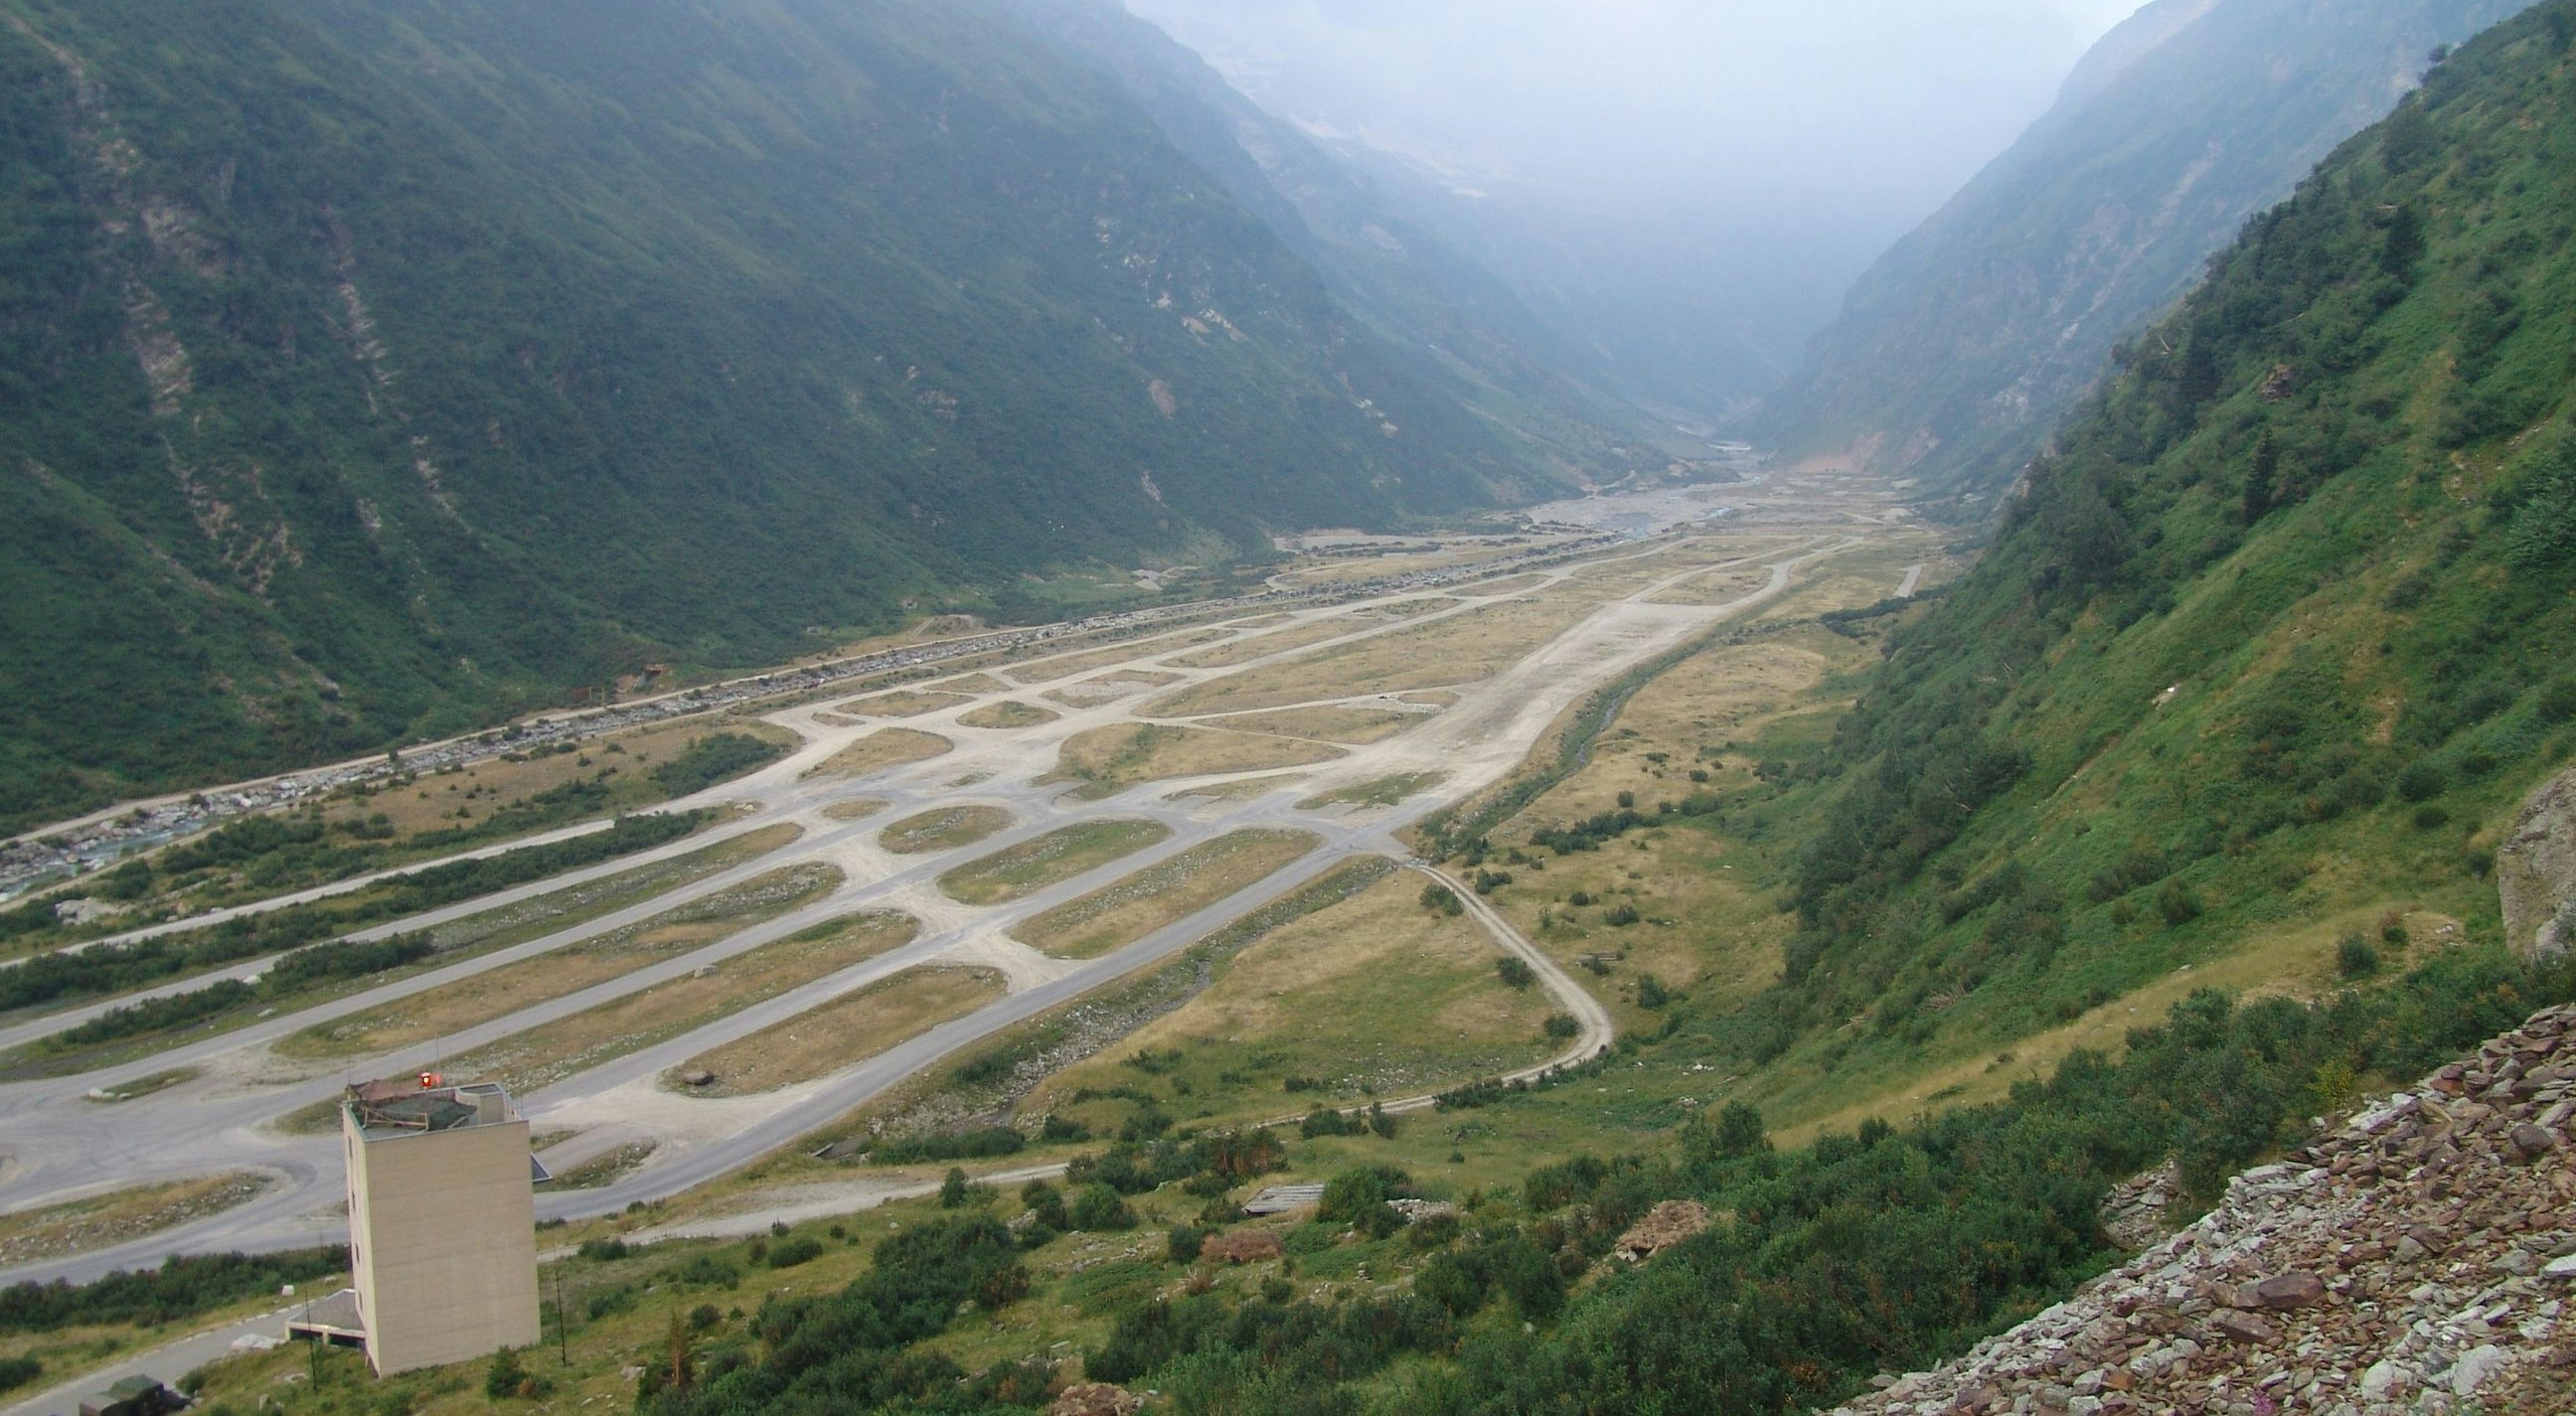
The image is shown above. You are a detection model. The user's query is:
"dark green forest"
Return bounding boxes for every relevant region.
[0,0,1590,832]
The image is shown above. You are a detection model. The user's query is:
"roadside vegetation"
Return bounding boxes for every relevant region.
[936,822,1173,906]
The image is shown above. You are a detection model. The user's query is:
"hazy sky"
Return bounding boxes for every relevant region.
[1124,0,2147,226]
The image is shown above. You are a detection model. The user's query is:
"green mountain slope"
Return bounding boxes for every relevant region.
[1002,0,1660,475]
[1760,0,2576,1074]
[0,0,1579,832]
[1754,0,2535,504]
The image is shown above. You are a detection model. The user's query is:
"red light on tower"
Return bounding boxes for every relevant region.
[419,1071,441,1090]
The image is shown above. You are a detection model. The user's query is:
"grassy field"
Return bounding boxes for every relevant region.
[272,862,842,1062]
[1013,830,1322,958]
[1047,723,1344,794]
[1042,671,1182,708]
[936,821,1173,906]
[0,823,805,1079]
[1006,631,1229,685]
[0,1173,267,1270]
[957,700,1057,729]
[667,967,1007,1096]
[1443,569,1896,1042]
[819,798,889,822]
[835,690,968,717]
[1298,772,1448,810]
[1023,871,1556,1130]
[1144,600,1592,716]
[879,806,1015,855]
[1196,705,1432,743]
[1163,616,1372,669]
[799,728,951,780]
[929,673,1013,694]
[349,718,798,838]
[428,911,917,1096]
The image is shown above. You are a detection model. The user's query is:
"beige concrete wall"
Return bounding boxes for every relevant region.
[345,1111,542,1375]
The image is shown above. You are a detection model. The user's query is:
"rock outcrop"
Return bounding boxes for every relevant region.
[2500,764,2576,963]
[1831,1005,2576,1416]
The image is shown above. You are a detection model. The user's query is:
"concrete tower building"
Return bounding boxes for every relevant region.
[340,1076,544,1375]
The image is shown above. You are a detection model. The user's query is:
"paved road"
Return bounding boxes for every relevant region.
[0,1304,303,1416]
[0,509,1891,1296]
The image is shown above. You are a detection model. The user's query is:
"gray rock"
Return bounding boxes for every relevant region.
[2448,1343,2511,1396]
[2499,763,2576,963]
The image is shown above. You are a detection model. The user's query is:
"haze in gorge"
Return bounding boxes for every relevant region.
[4,3,2575,1416]
[1124,0,2146,420]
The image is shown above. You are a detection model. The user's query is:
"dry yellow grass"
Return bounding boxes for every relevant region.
[1025,873,1554,1125]
[1197,705,1432,744]
[1461,573,1553,597]
[1048,723,1344,791]
[958,700,1058,729]
[1164,775,1312,804]
[1299,772,1447,810]
[1164,617,1374,669]
[880,806,1014,855]
[800,728,951,779]
[836,690,969,717]
[1042,671,1183,708]
[1014,829,1322,958]
[434,911,918,1096]
[1145,600,1592,716]
[274,863,843,1060]
[1006,631,1228,685]
[937,820,1173,905]
[1479,633,1844,1032]
[820,798,890,822]
[668,967,1007,1097]
[1270,542,1533,588]
[333,717,796,838]
[930,673,1012,693]
[1645,565,1777,606]
[0,1173,268,1268]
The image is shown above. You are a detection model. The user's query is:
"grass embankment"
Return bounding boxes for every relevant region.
[1143,600,1588,716]
[0,726,793,962]
[431,911,916,1096]
[0,816,778,1079]
[1012,830,1322,959]
[273,861,842,1065]
[957,701,1057,729]
[667,967,1008,1096]
[1047,724,1342,797]
[0,1174,268,1271]
[1299,772,1447,811]
[1198,705,1430,743]
[799,729,951,780]
[834,690,967,718]
[879,807,1014,856]
[1026,870,1557,1130]
[936,822,1172,906]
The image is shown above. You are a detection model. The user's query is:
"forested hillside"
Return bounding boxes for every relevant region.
[1760,0,2576,1078]
[1753,0,2535,504]
[1003,0,1650,471]
[0,0,1585,833]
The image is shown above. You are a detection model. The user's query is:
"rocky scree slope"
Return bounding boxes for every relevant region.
[0,0,1582,834]
[1753,0,2535,505]
[1829,1002,2576,1416]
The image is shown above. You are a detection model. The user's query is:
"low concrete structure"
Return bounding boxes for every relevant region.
[342,1076,543,1375]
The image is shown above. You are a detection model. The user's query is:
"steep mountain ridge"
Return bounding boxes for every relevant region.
[1754,0,2535,504]
[0,0,1585,833]
[1757,0,2576,1083]
[1002,0,1649,468]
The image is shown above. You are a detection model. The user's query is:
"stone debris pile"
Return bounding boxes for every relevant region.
[1832,1004,2576,1416]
